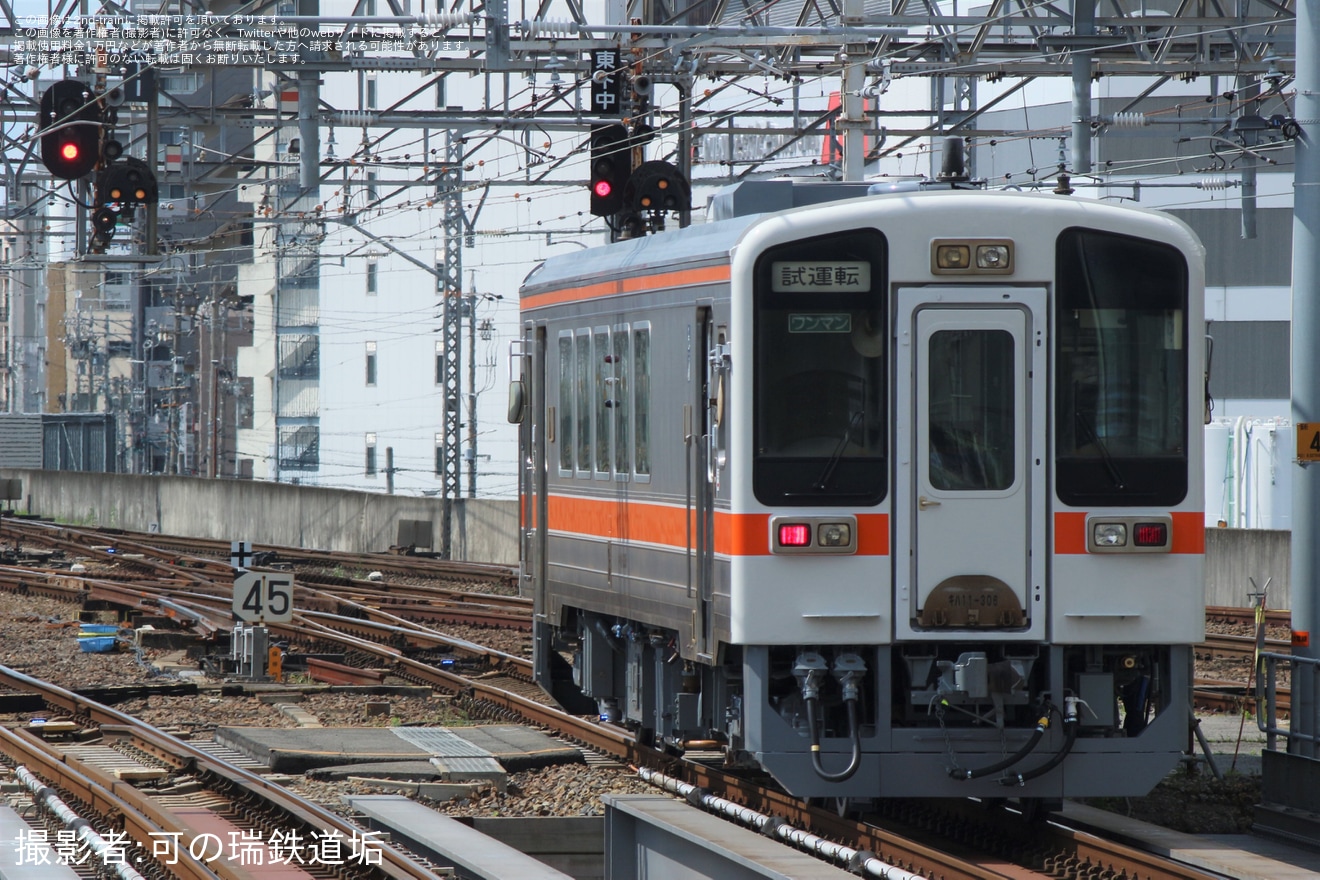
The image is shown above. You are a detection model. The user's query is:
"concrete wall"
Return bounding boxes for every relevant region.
[1205,528,1290,610]
[0,469,520,565]
[0,469,1296,609]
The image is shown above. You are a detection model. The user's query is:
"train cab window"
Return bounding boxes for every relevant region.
[1055,228,1189,506]
[753,229,887,505]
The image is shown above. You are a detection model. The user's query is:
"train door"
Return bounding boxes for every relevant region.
[691,306,717,660]
[894,289,1047,640]
[517,327,552,688]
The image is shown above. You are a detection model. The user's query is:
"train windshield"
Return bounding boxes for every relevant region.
[753,229,887,505]
[1055,227,1189,506]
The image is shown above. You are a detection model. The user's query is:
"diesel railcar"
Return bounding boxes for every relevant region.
[511,176,1205,803]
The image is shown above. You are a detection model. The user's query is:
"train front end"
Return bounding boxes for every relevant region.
[727,190,1205,800]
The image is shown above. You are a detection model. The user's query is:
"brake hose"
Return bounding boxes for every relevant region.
[949,709,1052,780]
[807,696,862,782]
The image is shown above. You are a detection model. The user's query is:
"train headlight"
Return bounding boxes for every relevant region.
[931,239,1014,274]
[976,244,1010,269]
[1086,515,1174,554]
[1092,522,1128,547]
[935,244,970,269]
[770,515,857,554]
[818,522,852,547]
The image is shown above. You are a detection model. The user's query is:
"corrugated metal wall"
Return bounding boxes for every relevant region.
[0,415,43,468]
[1166,207,1293,288]
[1205,320,1290,399]
[0,414,116,472]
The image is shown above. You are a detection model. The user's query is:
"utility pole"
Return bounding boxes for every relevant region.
[438,125,464,558]
[466,273,477,498]
[1289,0,1320,759]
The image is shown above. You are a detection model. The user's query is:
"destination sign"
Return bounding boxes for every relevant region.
[771,261,870,293]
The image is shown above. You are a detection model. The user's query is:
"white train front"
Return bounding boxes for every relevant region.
[512,178,1205,805]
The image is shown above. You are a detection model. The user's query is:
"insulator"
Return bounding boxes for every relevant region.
[518,18,580,38]
[418,11,474,27]
[1110,111,1149,128]
[1198,176,1229,190]
[338,110,379,126]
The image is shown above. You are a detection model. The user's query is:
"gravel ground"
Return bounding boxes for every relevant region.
[0,589,1274,833]
[0,590,650,824]
[0,595,170,689]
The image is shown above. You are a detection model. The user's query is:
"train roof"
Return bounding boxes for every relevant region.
[520,184,1203,305]
[519,179,879,300]
[520,213,757,300]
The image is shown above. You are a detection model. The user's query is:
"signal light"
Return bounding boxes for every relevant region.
[589,124,630,217]
[623,160,690,215]
[38,79,102,180]
[90,157,158,247]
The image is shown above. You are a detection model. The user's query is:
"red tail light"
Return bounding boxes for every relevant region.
[777,523,811,547]
[1133,522,1168,547]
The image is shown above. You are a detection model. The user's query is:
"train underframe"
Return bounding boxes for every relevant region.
[537,608,1192,800]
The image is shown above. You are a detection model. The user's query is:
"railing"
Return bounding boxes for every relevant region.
[278,425,319,471]
[1257,650,1320,747]
[278,334,319,379]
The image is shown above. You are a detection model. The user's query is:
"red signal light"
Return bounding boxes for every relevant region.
[777,523,812,547]
[593,179,613,198]
[39,80,102,180]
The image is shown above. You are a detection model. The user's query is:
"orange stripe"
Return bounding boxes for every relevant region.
[1055,510,1204,554]
[1170,511,1205,553]
[546,494,889,556]
[546,494,691,548]
[1054,512,1089,554]
[522,264,730,310]
[717,511,767,555]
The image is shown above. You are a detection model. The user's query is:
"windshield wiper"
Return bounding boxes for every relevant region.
[814,411,864,490]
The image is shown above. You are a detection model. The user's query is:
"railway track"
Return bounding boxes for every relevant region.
[0,666,442,880]
[33,521,521,591]
[0,519,1281,879]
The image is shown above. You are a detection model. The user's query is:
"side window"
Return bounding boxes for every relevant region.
[612,324,631,477]
[633,324,651,477]
[558,332,573,472]
[365,341,377,386]
[575,330,591,476]
[594,327,610,477]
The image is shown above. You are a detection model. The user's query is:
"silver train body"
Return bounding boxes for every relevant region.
[512,182,1205,801]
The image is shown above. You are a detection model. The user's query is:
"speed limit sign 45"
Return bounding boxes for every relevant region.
[233,572,294,623]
